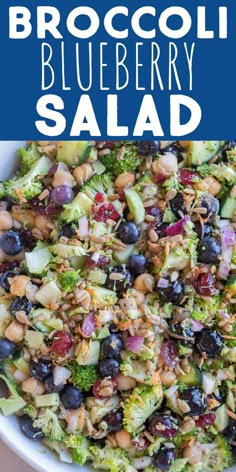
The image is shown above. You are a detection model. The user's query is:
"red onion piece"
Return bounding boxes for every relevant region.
[125,336,144,354]
[79,216,89,239]
[157,278,169,288]
[0,201,8,211]
[219,225,235,279]
[190,319,204,332]
[166,216,191,237]
[82,312,96,337]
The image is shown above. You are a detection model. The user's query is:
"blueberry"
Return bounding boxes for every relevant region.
[45,375,65,394]
[20,415,44,440]
[127,255,148,275]
[0,268,21,292]
[194,221,213,239]
[0,231,25,256]
[10,297,32,317]
[118,222,140,244]
[59,224,76,239]
[60,384,84,409]
[30,359,52,380]
[223,419,236,444]
[100,334,124,359]
[0,338,16,359]
[136,141,160,156]
[153,447,176,470]
[157,278,185,305]
[99,358,120,378]
[195,329,224,358]
[105,265,133,293]
[170,192,186,218]
[200,193,219,217]
[179,387,207,417]
[103,408,123,432]
[197,237,221,264]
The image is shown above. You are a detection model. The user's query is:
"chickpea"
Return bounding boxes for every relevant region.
[10,275,31,297]
[194,176,221,196]
[35,215,52,232]
[22,377,45,396]
[5,321,25,342]
[115,373,136,391]
[160,370,177,387]
[114,429,131,449]
[11,209,35,229]
[53,168,76,188]
[183,443,202,465]
[114,172,135,189]
[152,153,178,177]
[73,163,94,186]
[0,211,13,230]
[134,274,155,293]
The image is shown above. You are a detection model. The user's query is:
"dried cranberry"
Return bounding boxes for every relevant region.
[93,203,120,222]
[48,164,58,176]
[51,331,73,356]
[179,169,199,185]
[0,261,19,273]
[160,341,179,368]
[96,141,115,150]
[30,198,62,217]
[92,378,118,399]
[195,412,216,428]
[155,174,167,183]
[193,272,217,297]
[94,192,105,203]
[87,255,111,269]
[132,436,150,451]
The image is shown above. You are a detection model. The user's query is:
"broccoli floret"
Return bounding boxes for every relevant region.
[0,183,5,198]
[191,296,222,322]
[60,192,93,223]
[4,156,52,202]
[23,404,37,419]
[90,446,133,472]
[64,434,93,465]
[18,142,41,175]
[66,361,98,391]
[123,384,163,433]
[100,143,142,177]
[0,374,26,415]
[33,409,65,441]
[81,174,114,200]
[162,175,183,191]
[58,271,79,292]
[195,435,233,472]
[226,320,236,347]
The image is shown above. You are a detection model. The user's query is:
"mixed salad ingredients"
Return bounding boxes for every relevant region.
[0,140,236,472]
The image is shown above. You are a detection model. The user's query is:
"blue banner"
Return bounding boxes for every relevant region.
[0,0,235,139]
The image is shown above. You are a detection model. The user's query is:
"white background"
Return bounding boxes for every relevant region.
[0,440,35,472]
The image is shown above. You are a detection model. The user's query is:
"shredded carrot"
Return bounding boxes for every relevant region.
[118,320,132,331]
[15,188,27,203]
[151,371,162,386]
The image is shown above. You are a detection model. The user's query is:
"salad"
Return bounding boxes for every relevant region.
[0,140,235,472]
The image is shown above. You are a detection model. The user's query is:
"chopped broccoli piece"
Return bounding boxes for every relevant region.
[0,374,26,415]
[49,243,87,259]
[100,143,142,177]
[33,409,65,441]
[123,384,163,433]
[81,174,114,200]
[60,192,93,223]
[66,361,98,391]
[190,295,222,322]
[0,183,5,198]
[58,271,79,292]
[197,163,236,185]
[90,446,133,472]
[18,141,41,175]
[194,435,233,472]
[226,320,236,347]
[4,156,51,202]
[23,403,37,419]
[64,434,93,465]
[162,175,183,191]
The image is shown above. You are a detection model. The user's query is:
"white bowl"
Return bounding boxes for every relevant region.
[0,141,235,472]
